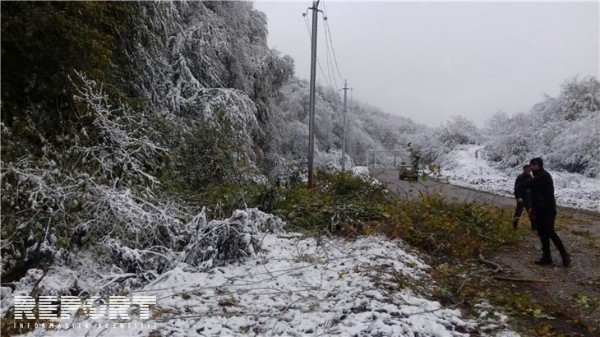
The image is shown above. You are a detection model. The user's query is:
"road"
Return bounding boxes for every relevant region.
[371,168,515,208]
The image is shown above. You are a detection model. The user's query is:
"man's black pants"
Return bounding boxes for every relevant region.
[535,208,567,260]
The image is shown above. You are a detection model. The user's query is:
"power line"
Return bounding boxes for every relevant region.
[324,20,345,84]
[321,1,354,167]
[323,17,339,92]
[321,0,336,90]
[303,13,336,93]
[321,0,344,84]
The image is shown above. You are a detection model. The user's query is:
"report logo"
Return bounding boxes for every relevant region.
[13,295,156,320]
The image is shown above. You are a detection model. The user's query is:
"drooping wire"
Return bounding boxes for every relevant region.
[303,12,336,92]
[323,17,339,92]
[321,0,344,84]
[320,1,339,93]
[324,20,345,84]
[302,11,312,36]
[316,0,338,92]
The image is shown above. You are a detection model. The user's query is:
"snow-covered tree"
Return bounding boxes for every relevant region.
[483,76,600,176]
[439,116,482,147]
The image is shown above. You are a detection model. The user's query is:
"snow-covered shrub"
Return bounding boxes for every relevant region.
[412,128,448,164]
[1,158,83,276]
[548,113,600,177]
[351,166,370,178]
[133,1,294,117]
[483,112,533,167]
[1,75,291,296]
[0,76,178,282]
[169,115,258,189]
[281,120,309,158]
[438,116,482,148]
[482,77,600,176]
[317,149,355,173]
[182,208,285,268]
[556,76,600,121]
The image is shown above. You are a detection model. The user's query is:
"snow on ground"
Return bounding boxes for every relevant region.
[16,148,591,337]
[16,234,516,337]
[440,145,600,212]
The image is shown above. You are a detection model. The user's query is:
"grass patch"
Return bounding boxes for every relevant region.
[204,170,519,261]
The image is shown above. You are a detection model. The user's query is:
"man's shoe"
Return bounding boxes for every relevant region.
[561,253,571,267]
[534,258,553,265]
[512,219,518,229]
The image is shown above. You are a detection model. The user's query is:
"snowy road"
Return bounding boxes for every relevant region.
[371,169,515,208]
[372,145,599,212]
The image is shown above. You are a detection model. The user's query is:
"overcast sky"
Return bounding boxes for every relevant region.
[253,1,599,127]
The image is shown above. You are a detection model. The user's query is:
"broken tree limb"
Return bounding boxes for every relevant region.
[457,276,470,296]
[493,276,551,283]
[29,268,50,297]
[478,254,503,273]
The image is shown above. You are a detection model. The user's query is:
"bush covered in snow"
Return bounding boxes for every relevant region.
[2,79,172,281]
[483,76,600,177]
[1,1,299,288]
[0,76,287,295]
[182,208,285,268]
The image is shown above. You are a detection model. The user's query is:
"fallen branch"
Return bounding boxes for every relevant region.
[457,276,470,296]
[493,276,551,283]
[478,254,503,273]
[98,273,138,290]
[29,268,50,297]
[276,233,304,239]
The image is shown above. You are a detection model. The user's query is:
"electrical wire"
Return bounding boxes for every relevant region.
[321,0,345,84]
[323,17,339,92]
[303,13,336,92]
[324,20,345,84]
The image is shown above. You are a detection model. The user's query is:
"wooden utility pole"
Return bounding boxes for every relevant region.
[341,79,350,171]
[307,0,320,188]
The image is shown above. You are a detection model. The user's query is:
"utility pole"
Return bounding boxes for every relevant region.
[307,0,320,188]
[341,79,350,171]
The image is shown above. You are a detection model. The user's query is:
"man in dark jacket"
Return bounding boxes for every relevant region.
[513,164,536,229]
[518,157,570,267]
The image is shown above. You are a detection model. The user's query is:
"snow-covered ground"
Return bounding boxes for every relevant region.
[11,233,517,337]
[8,147,595,337]
[441,145,600,212]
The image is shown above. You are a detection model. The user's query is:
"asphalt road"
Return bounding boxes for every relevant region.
[371,168,516,208]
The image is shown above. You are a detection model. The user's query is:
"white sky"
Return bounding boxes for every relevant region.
[253,1,600,127]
